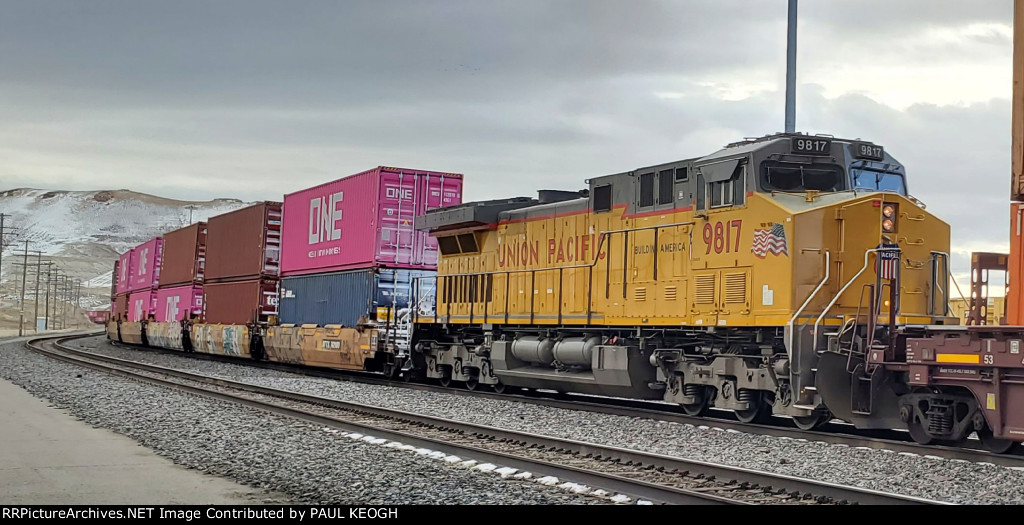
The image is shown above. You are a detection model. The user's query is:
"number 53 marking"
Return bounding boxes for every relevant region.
[703,220,742,255]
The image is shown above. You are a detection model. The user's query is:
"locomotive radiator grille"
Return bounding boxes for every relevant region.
[695,274,716,304]
[724,272,747,304]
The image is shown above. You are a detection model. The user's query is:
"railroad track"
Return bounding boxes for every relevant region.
[99,336,1024,468]
[30,334,941,505]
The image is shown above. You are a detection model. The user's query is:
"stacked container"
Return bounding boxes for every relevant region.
[203,202,283,325]
[112,249,133,321]
[124,237,164,321]
[154,222,208,322]
[278,167,463,327]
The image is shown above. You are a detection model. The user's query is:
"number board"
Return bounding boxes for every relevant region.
[850,141,885,161]
[791,137,832,155]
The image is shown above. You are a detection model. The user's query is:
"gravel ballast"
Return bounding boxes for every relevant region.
[68,336,1024,504]
[1,338,606,505]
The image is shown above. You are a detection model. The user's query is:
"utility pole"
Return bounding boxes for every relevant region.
[784,0,798,133]
[51,270,61,330]
[75,281,82,328]
[43,262,53,330]
[18,240,28,336]
[0,213,6,287]
[60,275,68,330]
[33,252,42,332]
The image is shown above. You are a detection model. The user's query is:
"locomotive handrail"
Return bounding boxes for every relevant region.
[786,250,830,360]
[813,248,883,344]
[932,250,969,312]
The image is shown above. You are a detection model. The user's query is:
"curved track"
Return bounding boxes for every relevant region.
[30,333,941,505]
[102,336,1024,468]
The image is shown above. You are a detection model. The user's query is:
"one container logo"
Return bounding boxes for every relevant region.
[308,191,344,245]
[134,300,143,321]
[386,186,413,200]
[139,248,149,276]
[166,296,180,322]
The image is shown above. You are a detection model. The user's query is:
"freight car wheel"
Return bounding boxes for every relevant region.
[465,378,479,391]
[907,419,935,445]
[493,381,506,394]
[978,427,1018,454]
[439,368,452,388]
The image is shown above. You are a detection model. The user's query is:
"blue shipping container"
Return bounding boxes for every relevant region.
[278,268,436,327]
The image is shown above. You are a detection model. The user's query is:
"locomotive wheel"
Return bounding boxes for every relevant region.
[735,393,772,424]
[681,387,711,417]
[792,411,831,431]
[465,377,479,391]
[907,418,935,445]
[978,427,1017,454]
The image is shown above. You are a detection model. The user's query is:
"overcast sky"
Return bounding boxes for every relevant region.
[0,0,1015,288]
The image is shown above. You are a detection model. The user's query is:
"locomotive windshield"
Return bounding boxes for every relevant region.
[759,161,846,193]
[850,167,907,195]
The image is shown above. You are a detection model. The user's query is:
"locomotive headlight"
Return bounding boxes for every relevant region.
[881,202,898,233]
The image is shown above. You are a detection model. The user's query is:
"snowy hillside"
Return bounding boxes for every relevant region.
[0,188,251,316]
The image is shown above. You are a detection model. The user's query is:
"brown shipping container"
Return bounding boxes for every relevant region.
[113,293,130,321]
[203,278,280,325]
[206,202,282,282]
[160,222,208,287]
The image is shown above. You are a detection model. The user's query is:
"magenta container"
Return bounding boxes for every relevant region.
[129,238,163,292]
[127,290,156,322]
[154,285,204,322]
[281,167,463,276]
[117,250,134,294]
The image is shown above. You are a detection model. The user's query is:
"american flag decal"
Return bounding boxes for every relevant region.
[878,244,900,280]
[751,223,788,258]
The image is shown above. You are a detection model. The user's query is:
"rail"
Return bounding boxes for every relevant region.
[27,334,946,505]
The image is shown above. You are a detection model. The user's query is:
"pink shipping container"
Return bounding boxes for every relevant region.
[281,166,464,277]
[154,285,204,322]
[129,238,163,292]
[127,290,156,322]
[116,250,133,294]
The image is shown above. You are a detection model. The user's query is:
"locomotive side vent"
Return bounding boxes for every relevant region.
[664,286,677,301]
[725,272,747,304]
[634,287,647,302]
[696,274,716,304]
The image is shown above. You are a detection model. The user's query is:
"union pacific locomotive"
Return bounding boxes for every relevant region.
[112,132,1020,453]
[410,132,970,440]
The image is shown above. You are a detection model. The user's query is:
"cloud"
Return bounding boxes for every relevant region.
[0,0,1015,290]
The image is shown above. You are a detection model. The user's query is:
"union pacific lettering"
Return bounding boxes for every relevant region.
[547,234,601,264]
[498,235,604,268]
[497,240,541,268]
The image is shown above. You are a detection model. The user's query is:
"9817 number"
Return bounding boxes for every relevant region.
[703,220,742,254]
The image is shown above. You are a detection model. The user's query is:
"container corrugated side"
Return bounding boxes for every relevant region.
[110,259,119,299]
[278,267,435,327]
[159,222,207,287]
[129,238,163,292]
[280,167,463,276]
[154,285,203,322]
[116,250,133,294]
[113,293,129,321]
[127,290,156,322]
[206,202,282,282]
[203,278,279,325]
